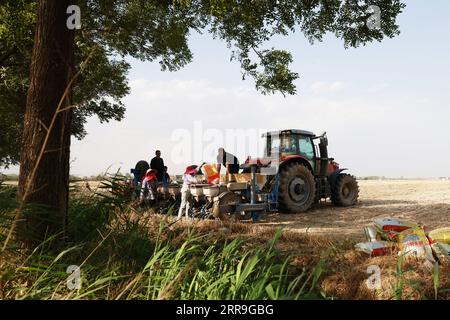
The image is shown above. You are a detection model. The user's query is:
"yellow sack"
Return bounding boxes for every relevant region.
[428,227,450,245]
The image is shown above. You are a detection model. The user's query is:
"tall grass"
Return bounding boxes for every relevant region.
[0,177,325,300]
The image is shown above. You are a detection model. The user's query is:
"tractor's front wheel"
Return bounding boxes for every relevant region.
[331,174,359,206]
[278,163,316,213]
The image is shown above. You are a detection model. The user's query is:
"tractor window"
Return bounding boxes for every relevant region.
[280,135,298,155]
[299,136,315,159]
[267,136,280,157]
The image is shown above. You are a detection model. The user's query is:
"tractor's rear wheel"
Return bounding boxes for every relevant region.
[331,174,359,206]
[278,163,316,213]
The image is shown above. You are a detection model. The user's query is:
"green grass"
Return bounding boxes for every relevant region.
[0,178,326,300]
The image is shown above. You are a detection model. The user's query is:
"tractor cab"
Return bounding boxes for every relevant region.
[251,129,358,213]
[263,129,317,170]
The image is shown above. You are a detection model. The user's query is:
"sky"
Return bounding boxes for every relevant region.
[4,1,450,178]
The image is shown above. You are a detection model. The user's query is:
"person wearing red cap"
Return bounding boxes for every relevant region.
[140,169,158,203]
[178,163,205,219]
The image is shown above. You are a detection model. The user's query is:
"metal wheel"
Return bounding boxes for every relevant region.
[331,173,359,206]
[212,191,242,221]
[278,162,316,212]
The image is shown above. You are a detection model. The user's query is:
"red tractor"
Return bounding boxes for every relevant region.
[126,129,358,220]
[244,129,359,213]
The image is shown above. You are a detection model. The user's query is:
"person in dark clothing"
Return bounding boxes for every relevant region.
[150,150,165,182]
[216,148,240,174]
[162,166,171,184]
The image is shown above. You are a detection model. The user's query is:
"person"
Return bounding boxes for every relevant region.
[280,137,297,154]
[150,150,165,182]
[162,166,171,185]
[132,160,150,198]
[140,169,158,203]
[178,164,205,219]
[216,147,240,174]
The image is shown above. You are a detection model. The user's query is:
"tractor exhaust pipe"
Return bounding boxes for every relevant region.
[318,134,328,176]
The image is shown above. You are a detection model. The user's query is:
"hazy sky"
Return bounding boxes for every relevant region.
[4,1,450,178]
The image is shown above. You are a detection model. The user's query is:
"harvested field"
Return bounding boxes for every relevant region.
[69,179,450,240]
[259,180,450,241]
[176,214,450,300]
[193,179,450,300]
[161,179,450,299]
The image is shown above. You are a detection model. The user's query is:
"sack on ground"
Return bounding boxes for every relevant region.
[398,227,435,263]
[374,217,420,240]
[355,241,393,256]
[428,227,450,245]
[364,226,378,242]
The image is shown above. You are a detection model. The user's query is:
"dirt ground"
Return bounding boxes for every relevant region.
[259,179,450,241]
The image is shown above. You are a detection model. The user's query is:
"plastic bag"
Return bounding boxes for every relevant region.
[355,241,393,256]
[364,226,378,242]
[374,217,419,240]
[398,227,436,263]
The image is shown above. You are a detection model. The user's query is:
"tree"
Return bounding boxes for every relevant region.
[13,0,405,242]
[17,0,76,241]
[0,0,129,168]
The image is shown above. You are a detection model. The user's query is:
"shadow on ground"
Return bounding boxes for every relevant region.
[256,199,450,241]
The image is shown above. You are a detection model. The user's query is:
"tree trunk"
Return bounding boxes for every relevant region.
[18,0,76,244]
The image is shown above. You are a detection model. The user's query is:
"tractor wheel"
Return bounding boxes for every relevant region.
[212,192,242,221]
[331,174,359,206]
[278,163,316,213]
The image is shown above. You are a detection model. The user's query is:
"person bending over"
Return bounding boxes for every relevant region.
[140,169,158,203]
[216,147,239,174]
